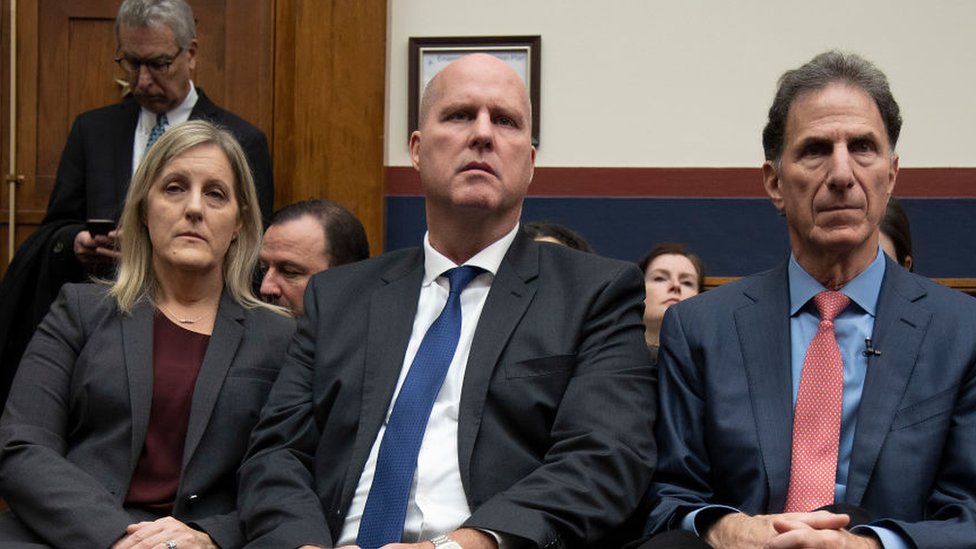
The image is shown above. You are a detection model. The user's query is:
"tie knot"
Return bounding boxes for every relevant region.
[813,290,850,322]
[444,266,482,295]
[156,113,169,128]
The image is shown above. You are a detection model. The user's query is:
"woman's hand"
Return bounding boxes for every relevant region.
[111,516,216,549]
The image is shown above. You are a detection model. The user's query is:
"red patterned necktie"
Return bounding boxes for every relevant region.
[784,290,850,512]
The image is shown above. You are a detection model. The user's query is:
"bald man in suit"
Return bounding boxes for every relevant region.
[239,54,655,549]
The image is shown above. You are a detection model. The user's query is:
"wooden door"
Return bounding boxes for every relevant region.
[1,0,274,277]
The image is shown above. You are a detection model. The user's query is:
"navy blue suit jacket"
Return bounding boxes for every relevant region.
[647,257,976,548]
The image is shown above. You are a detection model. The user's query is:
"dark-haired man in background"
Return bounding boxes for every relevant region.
[260,199,369,315]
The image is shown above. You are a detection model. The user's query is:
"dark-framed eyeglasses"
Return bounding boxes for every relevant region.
[115,47,184,76]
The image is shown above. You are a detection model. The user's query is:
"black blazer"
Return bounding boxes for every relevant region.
[647,258,976,547]
[0,284,294,548]
[42,88,274,239]
[239,231,657,548]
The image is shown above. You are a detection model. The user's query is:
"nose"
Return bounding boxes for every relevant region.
[260,270,281,302]
[469,111,494,150]
[135,64,154,90]
[184,188,204,219]
[826,143,855,191]
[667,277,682,295]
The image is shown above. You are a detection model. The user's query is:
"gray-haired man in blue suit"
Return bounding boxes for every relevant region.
[643,51,976,549]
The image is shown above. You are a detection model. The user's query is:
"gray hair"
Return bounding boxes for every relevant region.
[762,50,902,162]
[115,0,196,50]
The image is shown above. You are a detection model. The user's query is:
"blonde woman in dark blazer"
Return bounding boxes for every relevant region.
[0,120,293,549]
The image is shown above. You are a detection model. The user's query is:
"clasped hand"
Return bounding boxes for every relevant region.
[705,511,882,549]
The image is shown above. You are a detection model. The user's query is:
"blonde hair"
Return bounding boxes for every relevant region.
[110,120,275,314]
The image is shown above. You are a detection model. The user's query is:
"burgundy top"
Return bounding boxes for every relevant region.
[124,312,209,513]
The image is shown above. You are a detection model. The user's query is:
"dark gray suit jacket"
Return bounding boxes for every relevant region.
[646,257,976,547]
[239,231,656,548]
[0,284,294,548]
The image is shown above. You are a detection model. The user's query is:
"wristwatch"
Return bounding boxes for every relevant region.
[430,534,463,549]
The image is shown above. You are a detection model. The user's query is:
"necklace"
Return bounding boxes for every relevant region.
[158,302,212,324]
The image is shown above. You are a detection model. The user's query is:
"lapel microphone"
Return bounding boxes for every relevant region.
[863,338,882,357]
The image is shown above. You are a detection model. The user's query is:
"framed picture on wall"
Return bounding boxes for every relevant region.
[408,35,541,146]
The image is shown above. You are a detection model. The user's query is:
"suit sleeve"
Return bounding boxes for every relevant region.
[462,264,657,547]
[41,116,89,267]
[238,281,334,548]
[0,286,132,547]
[643,304,717,535]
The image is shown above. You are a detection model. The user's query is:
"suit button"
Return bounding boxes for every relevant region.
[53,242,64,254]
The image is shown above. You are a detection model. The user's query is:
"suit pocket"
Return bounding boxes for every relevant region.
[226,366,280,383]
[504,354,576,379]
[891,387,956,430]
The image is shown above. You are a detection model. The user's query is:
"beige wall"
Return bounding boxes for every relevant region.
[387,0,976,168]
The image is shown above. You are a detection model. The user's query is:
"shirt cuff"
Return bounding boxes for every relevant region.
[852,525,910,549]
[680,505,740,536]
[477,528,509,549]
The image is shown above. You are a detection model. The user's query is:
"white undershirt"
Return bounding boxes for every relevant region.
[131,83,197,172]
[336,224,519,546]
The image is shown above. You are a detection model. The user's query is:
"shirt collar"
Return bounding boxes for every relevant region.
[139,81,198,130]
[422,223,519,285]
[788,246,886,317]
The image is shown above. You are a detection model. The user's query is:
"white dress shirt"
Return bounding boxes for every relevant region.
[336,224,519,546]
[131,83,197,171]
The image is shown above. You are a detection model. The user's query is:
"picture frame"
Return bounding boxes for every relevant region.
[408,35,541,146]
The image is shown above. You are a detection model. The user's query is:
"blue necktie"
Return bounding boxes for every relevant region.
[145,113,169,152]
[357,266,483,548]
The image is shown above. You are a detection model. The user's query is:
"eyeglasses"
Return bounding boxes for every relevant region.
[115,47,183,76]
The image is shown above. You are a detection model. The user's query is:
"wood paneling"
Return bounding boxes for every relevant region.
[1,0,277,278]
[273,0,387,254]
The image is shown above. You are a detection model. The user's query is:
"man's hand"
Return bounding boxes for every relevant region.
[74,229,120,267]
[705,511,850,548]
[764,516,882,549]
[111,516,216,549]
[379,527,498,549]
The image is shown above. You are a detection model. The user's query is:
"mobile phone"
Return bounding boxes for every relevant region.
[86,219,116,237]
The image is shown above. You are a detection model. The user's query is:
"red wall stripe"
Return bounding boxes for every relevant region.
[385,166,975,198]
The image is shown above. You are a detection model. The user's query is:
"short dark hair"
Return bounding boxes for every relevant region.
[269,199,369,267]
[638,243,706,293]
[881,197,914,271]
[524,221,594,253]
[762,50,902,162]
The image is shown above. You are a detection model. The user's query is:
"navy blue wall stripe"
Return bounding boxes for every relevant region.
[385,197,976,278]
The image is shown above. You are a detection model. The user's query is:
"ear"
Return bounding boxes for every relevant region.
[185,38,199,72]
[886,153,899,198]
[762,160,785,212]
[409,130,422,172]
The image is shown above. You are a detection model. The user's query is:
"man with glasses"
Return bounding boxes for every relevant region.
[0,0,273,408]
[45,0,273,274]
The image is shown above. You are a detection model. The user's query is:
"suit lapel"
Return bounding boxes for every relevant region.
[340,251,425,506]
[121,297,155,477]
[457,233,538,494]
[182,292,245,469]
[734,263,795,512]
[845,263,929,504]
